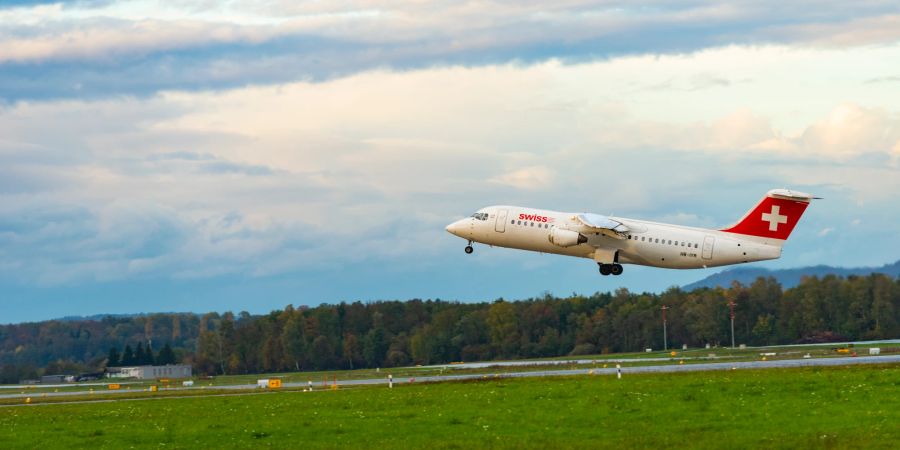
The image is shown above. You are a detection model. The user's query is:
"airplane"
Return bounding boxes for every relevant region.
[445,189,817,275]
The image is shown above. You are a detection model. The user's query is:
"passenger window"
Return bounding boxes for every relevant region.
[530,222,534,227]
[510,219,514,224]
[641,237,645,241]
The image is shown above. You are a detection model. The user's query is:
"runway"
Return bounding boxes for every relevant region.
[309,354,900,387]
[3,354,897,403]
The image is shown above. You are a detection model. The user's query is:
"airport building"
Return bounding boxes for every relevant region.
[40,374,75,384]
[107,365,192,380]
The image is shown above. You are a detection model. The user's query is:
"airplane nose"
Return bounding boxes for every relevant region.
[445,219,464,237]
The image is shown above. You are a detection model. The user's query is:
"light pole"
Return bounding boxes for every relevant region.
[661,304,669,351]
[728,299,736,349]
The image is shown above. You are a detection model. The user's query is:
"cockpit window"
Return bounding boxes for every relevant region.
[471,212,489,221]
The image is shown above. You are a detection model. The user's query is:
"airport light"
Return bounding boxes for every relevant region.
[661,305,669,351]
[728,299,736,349]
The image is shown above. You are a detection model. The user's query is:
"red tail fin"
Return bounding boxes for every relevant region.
[720,189,815,240]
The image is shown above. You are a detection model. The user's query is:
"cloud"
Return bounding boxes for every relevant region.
[0,1,106,9]
[2,1,900,99]
[865,75,900,84]
[590,103,900,162]
[817,227,834,237]
[490,166,556,190]
[799,104,900,158]
[770,13,900,47]
[1,52,899,291]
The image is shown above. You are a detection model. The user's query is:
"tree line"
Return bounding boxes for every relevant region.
[106,342,177,367]
[1,274,897,382]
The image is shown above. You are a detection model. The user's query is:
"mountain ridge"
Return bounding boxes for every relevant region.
[683,260,900,290]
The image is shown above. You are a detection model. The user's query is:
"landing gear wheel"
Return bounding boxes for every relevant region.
[464,245,474,254]
[610,264,623,276]
[598,264,612,276]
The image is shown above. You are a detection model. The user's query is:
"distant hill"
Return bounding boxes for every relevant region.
[684,260,900,290]
[54,313,152,322]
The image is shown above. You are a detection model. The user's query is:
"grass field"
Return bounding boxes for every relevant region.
[1,364,897,449]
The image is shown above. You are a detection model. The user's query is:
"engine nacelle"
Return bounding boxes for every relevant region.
[548,227,588,247]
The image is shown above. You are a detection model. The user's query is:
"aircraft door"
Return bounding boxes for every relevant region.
[702,235,715,260]
[495,209,508,232]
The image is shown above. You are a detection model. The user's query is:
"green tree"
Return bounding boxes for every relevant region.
[217,312,237,374]
[144,341,155,365]
[363,327,388,367]
[342,333,363,369]
[195,330,220,375]
[156,343,177,365]
[751,314,775,345]
[121,345,135,365]
[134,342,146,365]
[310,336,333,370]
[281,314,307,371]
[106,347,120,367]
[487,300,519,356]
[870,274,898,338]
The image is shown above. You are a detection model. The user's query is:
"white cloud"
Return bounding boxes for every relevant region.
[2,45,900,285]
[490,166,556,190]
[772,13,900,47]
[817,227,834,237]
[0,19,292,64]
[2,1,900,68]
[799,104,900,158]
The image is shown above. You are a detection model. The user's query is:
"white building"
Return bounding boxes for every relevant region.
[107,365,192,380]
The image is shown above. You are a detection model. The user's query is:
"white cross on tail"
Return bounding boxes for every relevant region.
[761,205,788,231]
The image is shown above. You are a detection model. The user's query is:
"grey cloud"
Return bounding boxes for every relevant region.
[865,75,900,84]
[0,0,110,8]
[1,1,900,100]
[143,152,274,176]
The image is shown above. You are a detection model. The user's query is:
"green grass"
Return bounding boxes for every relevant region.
[1,364,897,449]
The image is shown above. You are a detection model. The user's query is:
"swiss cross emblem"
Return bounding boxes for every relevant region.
[761,205,788,231]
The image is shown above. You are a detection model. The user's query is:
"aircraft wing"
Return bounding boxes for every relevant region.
[572,213,630,239]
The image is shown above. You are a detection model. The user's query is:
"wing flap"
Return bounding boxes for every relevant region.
[573,213,630,239]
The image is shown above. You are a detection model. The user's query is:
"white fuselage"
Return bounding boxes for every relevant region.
[448,205,783,269]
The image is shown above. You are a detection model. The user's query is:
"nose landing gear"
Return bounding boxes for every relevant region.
[464,241,474,254]
[598,263,623,276]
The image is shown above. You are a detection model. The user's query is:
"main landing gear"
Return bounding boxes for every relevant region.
[598,263,623,276]
[464,241,474,254]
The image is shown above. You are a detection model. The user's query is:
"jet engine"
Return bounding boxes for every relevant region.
[548,227,587,247]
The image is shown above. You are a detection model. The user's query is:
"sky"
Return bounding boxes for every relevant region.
[2,1,900,323]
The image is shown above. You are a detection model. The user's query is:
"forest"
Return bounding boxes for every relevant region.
[1,274,898,383]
